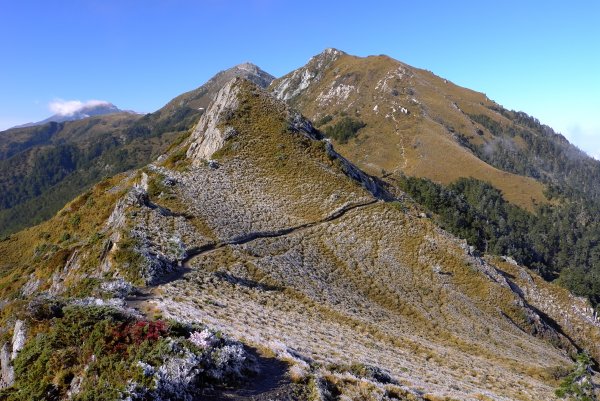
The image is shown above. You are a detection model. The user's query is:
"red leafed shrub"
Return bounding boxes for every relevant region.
[130,320,168,344]
[108,320,168,354]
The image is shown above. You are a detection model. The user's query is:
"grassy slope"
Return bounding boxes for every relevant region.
[0,171,135,313]
[272,53,547,211]
[142,80,590,400]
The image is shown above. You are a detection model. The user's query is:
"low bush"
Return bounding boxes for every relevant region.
[1,304,254,401]
[555,352,597,400]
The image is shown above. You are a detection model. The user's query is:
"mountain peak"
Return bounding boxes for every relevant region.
[320,47,346,57]
[233,62,262,72]
[311,48,347,64]
[163,63,274,115]
[271,49,346,102]
[184,77,389,200]
[186,77,318,163]
[49,100,118,117]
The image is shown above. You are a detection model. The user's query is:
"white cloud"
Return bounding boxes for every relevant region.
[48,99,111,116]
[561,123,600,160]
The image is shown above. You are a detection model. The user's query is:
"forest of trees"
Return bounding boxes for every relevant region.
[0,107,202,236]
[398,175,600,306]
[398,108,600,307]
[468,110,600,200]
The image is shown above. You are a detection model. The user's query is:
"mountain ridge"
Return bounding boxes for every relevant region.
[0,77,598,400]
[270,49,549,211]
[271,48,600,308]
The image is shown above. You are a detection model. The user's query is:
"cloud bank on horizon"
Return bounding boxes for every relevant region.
[48,99,113,116]
[562,124,600,160]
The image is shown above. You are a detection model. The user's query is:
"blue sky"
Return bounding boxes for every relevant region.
[1,0,599,157]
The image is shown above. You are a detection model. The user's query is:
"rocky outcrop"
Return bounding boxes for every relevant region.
[0,343,14,389]
[49,250,81,296]
[186,79,241,163]
[186,79,392,202]
[105,184,149,232]
[20,273,42,297]
[324,142,393,201]
[10,320,25,361]
[288,108,392,200]
[0,320,26,389]
[230,62,275,89]
[272,48,345,101]
[494,257,600,361]
[104,171,207,285]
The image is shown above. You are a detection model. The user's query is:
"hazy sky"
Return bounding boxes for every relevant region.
[1,0,599,157]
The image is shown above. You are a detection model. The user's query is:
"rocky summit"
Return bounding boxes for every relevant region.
[0,74,598,401]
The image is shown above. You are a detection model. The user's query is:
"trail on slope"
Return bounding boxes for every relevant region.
[201,348,302,401]
[124,199,379,400]
[126,199,379,303]
[183,199,378,266]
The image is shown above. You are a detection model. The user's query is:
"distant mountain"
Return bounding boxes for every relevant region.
[0,64,274,236]
[14,101,131,128]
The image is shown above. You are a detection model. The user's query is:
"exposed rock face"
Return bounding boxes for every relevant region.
[231,62,275,89]
[272,48,345,101]
[105,183,149,233]
[20,273,42,297]
[164,62,274,114]
[10,320,25,361]
[0,320,26,389]
[324,141,392,201]
[494,257,600,361]
[49,250,81,296]
[0,343,14,389]
[274,48,345,100]
[186,79,241,163]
